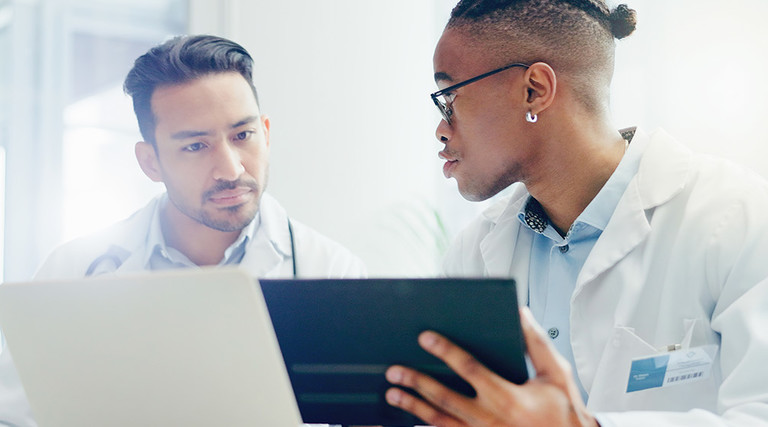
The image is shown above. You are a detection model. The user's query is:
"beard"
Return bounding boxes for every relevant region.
[168,177,263,232]
[198,202,258,232]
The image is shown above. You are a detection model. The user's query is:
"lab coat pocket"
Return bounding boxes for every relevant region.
[586,321,718,413]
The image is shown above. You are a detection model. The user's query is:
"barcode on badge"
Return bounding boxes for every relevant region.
[666,371,703,384]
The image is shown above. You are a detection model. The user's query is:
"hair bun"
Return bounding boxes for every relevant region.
[609,4,637,39]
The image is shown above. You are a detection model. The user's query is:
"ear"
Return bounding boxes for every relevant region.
[261,114,271,148]
[523,62,557,117]
[135,141,164,183]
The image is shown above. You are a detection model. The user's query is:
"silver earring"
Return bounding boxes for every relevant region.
[526,111,538,123]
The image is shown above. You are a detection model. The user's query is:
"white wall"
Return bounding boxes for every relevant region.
[611,0,768,176]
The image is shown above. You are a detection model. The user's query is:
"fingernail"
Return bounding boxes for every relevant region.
[419,331,438,348]
[385,388,402,405]
[386,367,403,383]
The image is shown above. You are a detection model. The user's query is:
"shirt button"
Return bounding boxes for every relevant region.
[559,245,569,254]
[548,327,560,339]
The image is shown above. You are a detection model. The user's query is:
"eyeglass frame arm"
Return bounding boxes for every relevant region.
[430,62,531,101]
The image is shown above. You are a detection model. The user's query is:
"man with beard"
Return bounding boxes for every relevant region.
[0,34,365,425]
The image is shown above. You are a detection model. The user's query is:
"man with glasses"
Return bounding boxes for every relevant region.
[386,0,768,426]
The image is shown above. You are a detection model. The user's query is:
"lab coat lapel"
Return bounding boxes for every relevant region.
[104,196,162,275]
[114,252,149,273]
[480,188,531,305]
[238,232,287,277]
[574,179,650,291]
[238,193,292,278]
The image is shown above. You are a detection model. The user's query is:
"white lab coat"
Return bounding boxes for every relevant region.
[443,128,768,425]
[0,192,366,426]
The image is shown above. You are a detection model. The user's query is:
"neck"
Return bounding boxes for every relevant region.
[159,198,242,266]
[524,119,626,236]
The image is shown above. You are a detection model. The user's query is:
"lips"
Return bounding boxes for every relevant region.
[208,188,253,206]
[439,150,459,179]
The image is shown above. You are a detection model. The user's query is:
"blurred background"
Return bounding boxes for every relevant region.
[0,0,767,281]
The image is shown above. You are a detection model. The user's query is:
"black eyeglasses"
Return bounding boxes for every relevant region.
[430,62,530,125]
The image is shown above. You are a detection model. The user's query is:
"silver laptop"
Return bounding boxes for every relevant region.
[0,268,302,427]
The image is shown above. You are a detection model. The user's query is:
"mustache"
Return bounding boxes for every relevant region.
[203,179,260,200]
[439,148,460,160]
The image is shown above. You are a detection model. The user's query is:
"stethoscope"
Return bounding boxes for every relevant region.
[287,218,297,278]
[86,218,298,278]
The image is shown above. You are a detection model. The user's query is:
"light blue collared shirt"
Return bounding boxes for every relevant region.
[517,131,641,403]
[144,197,260,270]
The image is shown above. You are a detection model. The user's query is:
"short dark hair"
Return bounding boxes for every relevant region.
[123,35,260,144]
[447,0,637,112]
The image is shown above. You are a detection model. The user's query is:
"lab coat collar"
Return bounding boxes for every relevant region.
[635,128,693,209]
[575,128,693,289]
[479,185,533,305]
[479,185,529,275]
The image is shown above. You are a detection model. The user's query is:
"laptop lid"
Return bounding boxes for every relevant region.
[0,268,302,427]
[260,277,528,426]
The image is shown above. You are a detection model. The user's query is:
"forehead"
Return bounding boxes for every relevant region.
[151,72,260,131]
[433,28,493,83]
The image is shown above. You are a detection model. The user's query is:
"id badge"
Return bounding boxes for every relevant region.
[626,344,718,393]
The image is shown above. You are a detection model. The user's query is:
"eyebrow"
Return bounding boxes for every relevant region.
[170,129,209,140]
[231,115,260,129]
[434,71,453,83]
[170,115,261,140]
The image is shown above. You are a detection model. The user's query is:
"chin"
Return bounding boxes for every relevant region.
[204,216,255,233]
[458,187,494,202]
[458,174,517,202]
[203,204,260,232]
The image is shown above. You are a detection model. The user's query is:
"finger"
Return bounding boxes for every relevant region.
[519,307,571,385]
[386,364,474,423]
[417,330,502,393]
[385,387,464,427]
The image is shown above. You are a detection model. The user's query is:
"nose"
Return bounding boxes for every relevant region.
[212,142,245,181]
[435,119,451,144]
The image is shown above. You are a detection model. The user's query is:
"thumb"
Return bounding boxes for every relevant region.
[519,307,596,426]
[519,307,571,384]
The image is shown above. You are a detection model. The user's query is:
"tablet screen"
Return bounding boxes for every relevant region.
[260,277,528,426]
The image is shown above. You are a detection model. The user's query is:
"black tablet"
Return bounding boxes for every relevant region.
[259,277,529,426]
